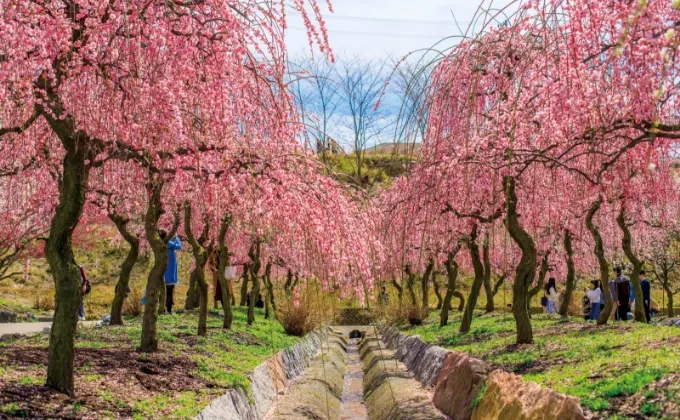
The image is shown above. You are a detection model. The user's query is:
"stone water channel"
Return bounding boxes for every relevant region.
[197,323,587,420]
[262,325,444,420]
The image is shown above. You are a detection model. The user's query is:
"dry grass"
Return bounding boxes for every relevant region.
[32,293,55,312]
[122,287,144,316]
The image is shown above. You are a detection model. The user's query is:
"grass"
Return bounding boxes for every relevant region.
[401,311,680,416]
[0,307,299,419]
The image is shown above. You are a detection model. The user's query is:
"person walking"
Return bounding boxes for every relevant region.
[379,286,389,305]
[608,274,619,320]
[614,267,631,321]
[545,277,559,314]
[640,270,652,322]
[161,230,182,314]
[586,280,602,321]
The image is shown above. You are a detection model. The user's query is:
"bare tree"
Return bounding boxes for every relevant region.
[289,57,343,166]
[391,60,431,155]
[337,57,392,184]
[647,231,680,317]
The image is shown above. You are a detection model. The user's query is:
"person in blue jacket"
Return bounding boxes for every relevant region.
[160,230,182,314]
[640,270,652,322]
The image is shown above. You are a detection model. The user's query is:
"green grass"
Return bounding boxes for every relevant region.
[0,307,298,419]
[402,312,680,413]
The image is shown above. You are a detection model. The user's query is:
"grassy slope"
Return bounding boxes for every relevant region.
[401,312,680,418]
[0,307,297,419]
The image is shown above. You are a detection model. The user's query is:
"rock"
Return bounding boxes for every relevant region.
[675,320,680,328]
[471,370,587,420]
[101,314,111,324]
[0,311,17,323]
[0,333,22,341]
[414,344,450,387]
[433,351,491,420]
[42,327,51,334]
[26,312,38,321]
[266,352,288,392]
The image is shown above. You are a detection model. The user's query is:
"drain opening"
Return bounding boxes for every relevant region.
[349,330,364,339]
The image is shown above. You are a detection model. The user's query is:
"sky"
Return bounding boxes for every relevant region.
[285,0,515,150]
[286,0,515,60]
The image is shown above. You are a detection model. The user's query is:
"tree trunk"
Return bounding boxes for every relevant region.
[617,205,646,322]
[158,279,167,315]
[217,213,233,330]
[141,179,178,352]
[44,136,91,396]
[248,242,262,326]
[483,236,494,313]
[264,262,273,319]
[528,251,550,317]
[559,230,576,317]
[585,197,614,325]
[185,272,200,311]
[392,278,403,303]
[441,252,459,327]
[109,215,140,326]
[667,289,675,318]
[453,291,466,312]
[184,203,212,337]
[404,265,417,306]
[461,225,484,333]
[433,279,443,310]
[284,269,293,297]
[504,176,536,345]
[421,259,434,313]
[240,265,250,306]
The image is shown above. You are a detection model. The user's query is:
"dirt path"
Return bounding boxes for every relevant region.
[340,338,369,420]
[0,321,97,337]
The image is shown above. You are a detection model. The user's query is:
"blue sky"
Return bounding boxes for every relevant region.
[285,0,515,149]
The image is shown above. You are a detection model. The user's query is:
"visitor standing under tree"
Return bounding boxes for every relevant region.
[614,266,631,321]
[586,280,602,321]
[545,277,559,314]
[160,230,182,314]
[640,270,651,322]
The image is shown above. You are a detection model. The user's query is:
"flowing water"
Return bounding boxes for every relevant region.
[340,338,369,420]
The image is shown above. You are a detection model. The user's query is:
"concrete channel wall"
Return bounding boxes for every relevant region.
[195,329,335,420]
[378,325,588,420]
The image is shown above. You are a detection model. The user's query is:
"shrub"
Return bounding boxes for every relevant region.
[33,293,55,312]
[278,303,317,337]
[405,305,428,326]
[123,287,144,316]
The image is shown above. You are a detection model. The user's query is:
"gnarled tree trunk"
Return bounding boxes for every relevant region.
[44,135,91,396]
[248,242,262,326]
[441,251,459,327]
[217,212,233,330]
[392,278,403,303]
[617,205,646,322]
[461,225,484,333]
[404,265,417,306]
[504,176,536,344]
[240,265,250,306]
[141,179,179,352]
[263,262,274,319]
[184,203,212,336]
[109,214,140,326]
[586,197,614,325]
[483,236,494,313]
[433,278,443,310]
[421,259,434,313]
[184,272,200,311]
[528,251,550,317]
[559,230,575,317]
